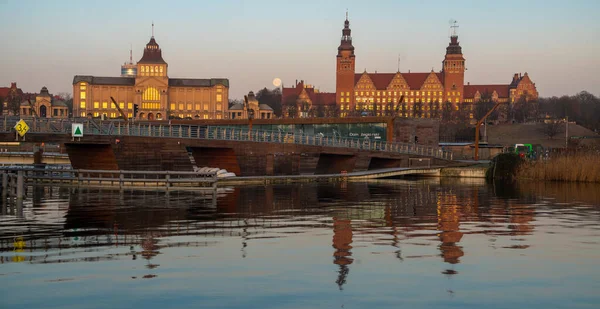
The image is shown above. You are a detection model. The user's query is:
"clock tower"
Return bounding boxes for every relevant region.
[336,13,356,111]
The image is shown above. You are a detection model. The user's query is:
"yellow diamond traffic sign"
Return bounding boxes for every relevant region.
[14,119,29,137]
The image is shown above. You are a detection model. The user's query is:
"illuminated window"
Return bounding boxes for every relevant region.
[143,87,160,101]
[187,103,192,110]
[179,103,184,110]
[80,101,86,108]
[160,66,163,73]
[203,114,209,119]
[110,112,116,118]
[80,91,86,99]
[194,104,200,110]
[457,92,461,96]
[447,92,450,96]
[128,103,133,109]
[94,102,99,109]
[179,114,184,118]
[216,104,222,111]
[119,102,124,109]
[141,66,145,73]
[128,113,132,118]
[355,92,358,96]
[216,114,222,119]
[80,84,86,90]
[93,112,99,117]
[216,94,222,102]
[102,102,108,109]
[427,92,431,96]
[455,98,459,103]
[203,104,209,111]
[410,91,414,96]
[81,112,86,117]
[360,92,364,95]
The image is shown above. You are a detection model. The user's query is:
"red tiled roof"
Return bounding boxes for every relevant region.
[281,81,335,106]
[0,85,23,99]
[464,84,510,98]
[354,72,443,90]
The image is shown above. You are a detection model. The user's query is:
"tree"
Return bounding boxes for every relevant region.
[228,98,243,108]
[539,121,563,140]
[256,87,282,117]
[473,92,498,121]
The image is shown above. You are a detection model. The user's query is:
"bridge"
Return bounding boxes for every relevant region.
[0,117,455,176]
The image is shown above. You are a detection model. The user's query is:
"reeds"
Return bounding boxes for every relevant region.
[517,154,600,183]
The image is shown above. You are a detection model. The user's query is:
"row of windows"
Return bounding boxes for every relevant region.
[354,91,461,97]
[139,65,165,77]
[169,103,223,111]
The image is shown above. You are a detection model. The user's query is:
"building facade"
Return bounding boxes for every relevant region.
[281,81,336,118]
[283,16,538,119]
[228,91,274,119]
[0,82,24,115]
[73,34,229,120]
[20,86,69,118]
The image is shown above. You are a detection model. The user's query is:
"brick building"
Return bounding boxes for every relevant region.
[0,82,24,115]
[73,29,229,120]
[283,15,538,119]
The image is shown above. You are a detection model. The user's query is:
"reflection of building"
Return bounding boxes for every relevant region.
[437,195,464,265]
[332,217,353,290]
[73,28,229,120]
[228,91,274,119]
[20,86,69,118]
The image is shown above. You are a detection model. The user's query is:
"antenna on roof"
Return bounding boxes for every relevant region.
[152,21,155,37]
[129,43,133,64]
[449,19,459,37]
[397,54,401,72]
[346,8,348,20]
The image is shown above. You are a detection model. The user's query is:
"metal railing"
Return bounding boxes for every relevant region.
[0,117,453,160]
[0,167,218,190]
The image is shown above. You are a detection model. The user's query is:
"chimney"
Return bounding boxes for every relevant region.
[10,82,16,88]
[467,82,470,85]
[295,79,298,86]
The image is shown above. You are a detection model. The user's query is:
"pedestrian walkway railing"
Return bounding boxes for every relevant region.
[0,167,218,191]
[0,117,453,160]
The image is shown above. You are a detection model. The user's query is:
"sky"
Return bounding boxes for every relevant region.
[1,0,599,100]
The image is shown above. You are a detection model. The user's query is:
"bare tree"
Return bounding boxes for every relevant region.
[539,121,563,140]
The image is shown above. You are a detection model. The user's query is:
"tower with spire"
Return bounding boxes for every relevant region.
[335,11,356,112]
[442,20,465,105]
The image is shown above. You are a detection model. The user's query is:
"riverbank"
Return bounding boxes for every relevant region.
[517,154,600,183]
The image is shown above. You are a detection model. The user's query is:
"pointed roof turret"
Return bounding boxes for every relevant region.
[138,24,167,64]
[337,12,355,55]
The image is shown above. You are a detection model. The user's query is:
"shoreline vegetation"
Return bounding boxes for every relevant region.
[488,153,600,183]
[516,153,600,183]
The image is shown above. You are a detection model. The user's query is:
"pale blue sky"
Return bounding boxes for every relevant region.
[1,0,599,99]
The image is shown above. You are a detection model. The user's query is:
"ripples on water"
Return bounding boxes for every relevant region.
[0,179,599,308]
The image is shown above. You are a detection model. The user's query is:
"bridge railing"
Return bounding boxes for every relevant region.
[0,117,453,160]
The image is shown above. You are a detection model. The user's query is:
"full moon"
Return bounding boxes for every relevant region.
[272,78,282,87]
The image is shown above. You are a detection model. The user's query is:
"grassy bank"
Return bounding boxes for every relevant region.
[517,154,600,183]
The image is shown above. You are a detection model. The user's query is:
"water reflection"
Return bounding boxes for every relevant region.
[0,180,599,308]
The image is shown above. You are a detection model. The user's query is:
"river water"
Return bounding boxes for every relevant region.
[1,179,599,308]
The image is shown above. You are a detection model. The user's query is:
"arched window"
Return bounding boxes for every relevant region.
[143,87,161,101]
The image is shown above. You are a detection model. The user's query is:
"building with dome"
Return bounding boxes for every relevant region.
[228,91,274,119]
[19,86,69,118]
[73,29,229,120]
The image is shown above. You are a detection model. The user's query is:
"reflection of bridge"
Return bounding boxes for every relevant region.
[0,118,454,176]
